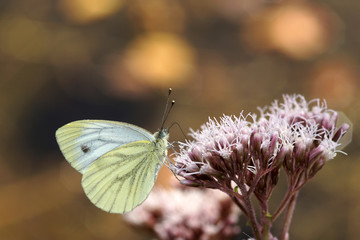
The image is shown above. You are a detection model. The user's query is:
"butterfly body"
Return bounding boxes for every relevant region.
[56,120,168,213]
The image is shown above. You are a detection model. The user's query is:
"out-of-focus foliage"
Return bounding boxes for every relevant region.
[0,0,359,239]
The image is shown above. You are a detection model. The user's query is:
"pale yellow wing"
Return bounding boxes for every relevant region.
[81,140,162,214]
[55,120,154,174]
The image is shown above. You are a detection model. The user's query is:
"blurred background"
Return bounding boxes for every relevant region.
[0,0,359,239]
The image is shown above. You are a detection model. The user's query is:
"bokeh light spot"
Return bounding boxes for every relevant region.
[58,0,125,24]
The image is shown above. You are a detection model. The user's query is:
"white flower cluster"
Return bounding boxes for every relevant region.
[124,186,240,240]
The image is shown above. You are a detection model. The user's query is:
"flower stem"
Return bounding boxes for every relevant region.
[272,189,292,222]
[279,191,299,240]
[261,205,272,240]
[238,182,262,240]
[224,188,249,217]
[272,172,299,223]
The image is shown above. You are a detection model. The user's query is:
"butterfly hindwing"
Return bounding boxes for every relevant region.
[55,120,154,173]
[81,140,162,214]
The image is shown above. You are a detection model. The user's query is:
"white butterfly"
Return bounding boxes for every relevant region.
[56,90,174,214]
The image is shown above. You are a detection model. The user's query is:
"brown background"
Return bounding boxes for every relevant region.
[0,0,359,239]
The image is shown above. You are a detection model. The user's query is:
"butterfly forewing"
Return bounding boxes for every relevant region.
[55,120,154,173]
[81,140,163,213]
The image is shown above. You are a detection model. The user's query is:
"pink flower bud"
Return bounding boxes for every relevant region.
[332,123,349,142]
[180,179,202,187]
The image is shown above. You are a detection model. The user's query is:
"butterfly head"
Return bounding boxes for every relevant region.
[154,128,169,141]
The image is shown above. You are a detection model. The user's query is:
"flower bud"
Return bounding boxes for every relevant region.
[267,133,279,157]
[308,157,325,178]
[309,145,324,164]
[204,152,223,172]
[186,162,201,173]
[282,144,294,172]
[271,168,280,186]
[251,132,263,154]
[321,112,332,130]
[180,179,202,187]
[182,174,197,181]
[245,169,255,186]
[256,177,266,194]
[294,141,306,166]
[332,123,349,142]
[272,147,286,168]
[200,165,224,178]
[189,146,203,162]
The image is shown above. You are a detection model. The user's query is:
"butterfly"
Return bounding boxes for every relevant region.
[56,90,174,214]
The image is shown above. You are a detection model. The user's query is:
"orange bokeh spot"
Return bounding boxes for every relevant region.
[308,59,358,108]
[243,3,341,59]
[104,32,196,97]
[58,0,125,24]
[123,32,195,86]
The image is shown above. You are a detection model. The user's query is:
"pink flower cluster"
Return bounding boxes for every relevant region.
[173,94,349,190]
[171,94,350,239]
[124,185,240,240]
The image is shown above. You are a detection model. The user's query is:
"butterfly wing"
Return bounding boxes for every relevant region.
[81,140,163,213]
[55,120,154,173]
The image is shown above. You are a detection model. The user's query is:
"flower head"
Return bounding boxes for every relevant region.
[170,94,350,240]
[173,94,350,192]
[123,185,240,240]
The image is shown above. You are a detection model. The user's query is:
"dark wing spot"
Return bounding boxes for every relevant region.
[81,145,90,153]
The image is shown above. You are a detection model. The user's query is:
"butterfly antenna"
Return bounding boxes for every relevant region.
[160,88,175,129]
[164,100,175,126]
[169,122,188,141]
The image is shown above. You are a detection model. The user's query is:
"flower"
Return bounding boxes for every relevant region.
[123,185,240,240]
[171,94,350,239]
[173,94,350,190]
